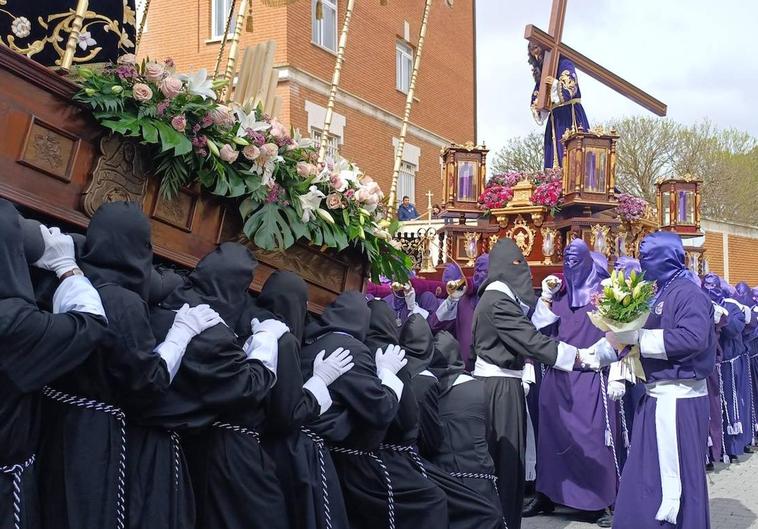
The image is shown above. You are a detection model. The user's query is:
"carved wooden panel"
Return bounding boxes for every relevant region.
[18,117,78,181]
[252,243,350,294]
[151,186,198,232]
[82,135,148,216]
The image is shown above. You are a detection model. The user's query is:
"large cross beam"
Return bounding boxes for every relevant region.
[525,1,667,117]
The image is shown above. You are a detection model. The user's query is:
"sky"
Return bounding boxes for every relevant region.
[475,0,758,156]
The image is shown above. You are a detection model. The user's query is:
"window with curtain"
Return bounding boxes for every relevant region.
[397,161,417,205]
[211,0,233,39]
[312,0,338,52]
[396,41,413,93]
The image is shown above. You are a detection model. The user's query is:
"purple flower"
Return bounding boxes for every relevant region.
[200,114,214,129]
[115,64,137,80]
[617,193,648,222]
[156,100,170,116]
[246,129,266,146]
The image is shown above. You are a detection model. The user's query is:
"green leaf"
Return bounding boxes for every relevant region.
[154,121,193,156]
[243,203,295,250]
[239,197,261,220]
[141,121,159,144]
[282,207,309,242]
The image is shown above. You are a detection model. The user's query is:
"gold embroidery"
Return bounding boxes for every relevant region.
[559,69,578,98]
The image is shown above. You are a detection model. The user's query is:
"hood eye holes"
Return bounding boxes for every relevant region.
[512,259,522,265]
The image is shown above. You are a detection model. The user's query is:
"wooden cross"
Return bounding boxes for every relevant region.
[525,0,667,116]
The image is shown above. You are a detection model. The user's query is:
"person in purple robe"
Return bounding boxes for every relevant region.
[603,232,716,529]
[380,271,438,328]
[734,281,757,449]
[528,43,591,169]
[523,241,619,528]
[429,255,489,370]
[614,256,642,277]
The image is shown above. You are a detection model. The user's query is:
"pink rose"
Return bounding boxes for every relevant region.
[262,143,279,158]
[269,118,287,139]
[170,115,187,132]
[219,144,239,163]
[117,53,136,65]
[329,173,347,192]
[159,76,183,99]
[132,83,153,102]
[242,144,260,161]
[144,61,166,82]
[326,193,345,210]
[209,106,235,129]
[296,161,311,178]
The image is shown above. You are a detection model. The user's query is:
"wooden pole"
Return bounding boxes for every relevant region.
[222,0,250,102]
[318,0,356,163]
[213,0,239,79]
[59,0,89,71]
[135,0,152,53]
[387,0,432,212]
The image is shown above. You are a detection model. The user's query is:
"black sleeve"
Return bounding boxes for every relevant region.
[389,367,420,435]
[0,298,107,394]
[415,377,444,457]
[488,295,559,365]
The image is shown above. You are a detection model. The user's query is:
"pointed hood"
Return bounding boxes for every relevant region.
[0,199,36,304]
[257,271,309,342]
[365,299,400,352]
[398,313,435,377]
[148,266,185,306]
[305,291,370,343]
[614,256,641,278]
[701,273,724,304]
[639,232,688,294]
[430,331,465,392]
[479,239,536,309]
[563,240,603,308]
[735,282,753,307]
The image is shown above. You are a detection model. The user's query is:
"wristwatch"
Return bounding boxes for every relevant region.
[60,268,84,281]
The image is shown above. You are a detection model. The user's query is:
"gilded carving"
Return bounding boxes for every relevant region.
[82,134,147,217]
[505,214,536,257]
[590,224,611,258]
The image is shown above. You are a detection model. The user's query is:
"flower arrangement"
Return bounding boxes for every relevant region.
[588,269,656,381]
[478,185,514,210]
[616,193,648,222]
[477,168,563,213]
[73,56,412,281]
[530,167,563,214]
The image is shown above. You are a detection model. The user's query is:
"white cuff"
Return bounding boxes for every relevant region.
[608,360,635,383]
[303,376,333,415]
[713,304,728,324]
[52,276,106,320]
[154,341,185,382]
[435,297,459,322]
[411,305,429,319]
[550,78,561,104]
[554,342,577,372]
[244,331,279,378]
[531,299,559,330]
[522,362,536,384]
[378,367,404,401]
[639,328,667,360]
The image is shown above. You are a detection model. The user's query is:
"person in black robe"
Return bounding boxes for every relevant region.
[471,239,615,529]
[256,271,354,529]
[399,314,504,529]
[152,242,292,529]
[38,201,221,529]
[366,301,449,529]
[428,331,502,513]
[0,199,107,529]
[301,292,406,529]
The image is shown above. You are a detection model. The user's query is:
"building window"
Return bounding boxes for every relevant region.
[312,0,338,52]
[310,127,340,160]
[397,161,417,206]
[396,41,413,93]
[211,0,233,39]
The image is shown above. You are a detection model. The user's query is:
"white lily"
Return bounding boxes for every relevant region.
[600,278,613,288]
[234,108,271,137]
[293,129,315,149]
[180,68,216,100]
[260,156,283,188]
[299,185,325,223]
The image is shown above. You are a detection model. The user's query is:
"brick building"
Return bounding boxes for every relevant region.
[137,0,477,216]
[701,219,758,285]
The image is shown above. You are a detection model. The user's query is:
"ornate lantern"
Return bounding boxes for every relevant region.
[561,127,618,212]
[656,174,703,236]
[440,142,488,222]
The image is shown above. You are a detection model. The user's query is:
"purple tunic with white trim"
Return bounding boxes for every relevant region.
[614,278,716,529]
[719,301,748,457]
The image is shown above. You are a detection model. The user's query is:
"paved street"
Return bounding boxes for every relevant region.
[522,453,758,529]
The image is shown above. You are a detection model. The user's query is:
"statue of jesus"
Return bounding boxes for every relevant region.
[528,43,590,169]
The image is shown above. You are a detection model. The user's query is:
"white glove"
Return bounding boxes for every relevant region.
[449,289,465,302]
[522,381,531,396]
[541,275,562,302]
[607,380,626,401]
[404,287,417,310]
[170,303,223,341]
[375,344,407,375]
[713,304,728,324]
[611,330,640,346]
[251,318,289,340]
[577,338,618,371]
[33,226,78,277]
[313,348,354,386]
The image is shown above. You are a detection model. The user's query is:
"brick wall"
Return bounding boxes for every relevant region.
[703,232,724,277]
[728,235,758,285]
[702,221,758,285]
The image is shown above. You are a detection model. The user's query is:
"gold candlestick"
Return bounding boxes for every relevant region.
[59,0,89,71]
[387,0,433,212]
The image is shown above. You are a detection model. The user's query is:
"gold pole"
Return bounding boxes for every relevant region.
[214,0,239,79]
[222,0,250,102]
[318,0,356,163]
[387,0,432,212]
[59,0,89,71]
[135,0,152,53]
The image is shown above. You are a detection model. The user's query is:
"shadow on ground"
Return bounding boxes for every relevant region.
[710,498,757,529]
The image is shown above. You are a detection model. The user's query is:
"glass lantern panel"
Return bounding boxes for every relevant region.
[676,190,696,224]
[662,191,671,225]
[456,161,478,201]
[584,148,607,193]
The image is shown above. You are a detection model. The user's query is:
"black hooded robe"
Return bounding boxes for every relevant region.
[471,240,567,529]
[429,331,502,513]
[301,293,401,529]
[155,242,285,529]
[0,199,107,529]
[400,315,504,529]
[366,302,449,529]
[38,201,176,529]
[252,271,350,529]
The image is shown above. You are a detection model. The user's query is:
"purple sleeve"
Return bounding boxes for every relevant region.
[428,309,455,334]
[556,58,579,102]
[662,290,715,361]
[721,304,746,338]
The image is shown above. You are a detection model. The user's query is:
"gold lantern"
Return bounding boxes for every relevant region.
[440,142,488,223]
[656,174,703,236]
[561,126,618,212]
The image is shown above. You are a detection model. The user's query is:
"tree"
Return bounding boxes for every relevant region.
[490,132,544,175]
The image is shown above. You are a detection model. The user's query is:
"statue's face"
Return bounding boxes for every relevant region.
[528,43,544,62]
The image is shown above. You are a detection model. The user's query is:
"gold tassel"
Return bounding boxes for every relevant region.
[380,0,388,4]
[316,0,323,20]
[246,2,254,32]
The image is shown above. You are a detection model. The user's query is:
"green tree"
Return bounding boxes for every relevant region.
[490,132,544,174]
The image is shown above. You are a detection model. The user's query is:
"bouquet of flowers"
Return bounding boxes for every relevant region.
[477,185,514,210]
[616,193,648,222]
[72,55,412,281]
[588,269,656,380]
[530,168,563,215]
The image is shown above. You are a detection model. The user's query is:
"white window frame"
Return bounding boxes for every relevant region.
[397,161,417,206]
[310,127,340,160]
[211,0,234,40]
[312,0,338,53]
[396,40,413,93]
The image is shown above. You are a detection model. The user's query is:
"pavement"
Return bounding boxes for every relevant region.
[521,453,758,529]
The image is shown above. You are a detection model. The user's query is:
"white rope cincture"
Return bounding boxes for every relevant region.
[42,386,126,529]
[0,454,35,529]
[718,363,731,463]
[378,443,427,478]
[301,428,333,529]
[744,353,756,443]
[330,446,394,529]
[168,430,181,491]
[449,472,508,529]
[211,421,260,441]
[618,396,631,452]
[598,372,621,481]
